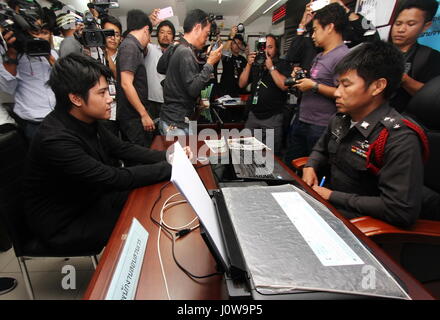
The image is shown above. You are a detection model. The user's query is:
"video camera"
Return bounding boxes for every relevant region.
[79,0,116,47]
[254,36,266,67]
[0,0,51,56]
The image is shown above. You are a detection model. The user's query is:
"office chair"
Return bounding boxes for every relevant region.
[290,76,440,293]
[0,129,100,300]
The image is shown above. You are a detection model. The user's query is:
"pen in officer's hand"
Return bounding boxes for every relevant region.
[319,176,326,187]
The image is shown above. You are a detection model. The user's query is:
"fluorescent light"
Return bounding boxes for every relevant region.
[218,0,222,3]
[263,0,282,14]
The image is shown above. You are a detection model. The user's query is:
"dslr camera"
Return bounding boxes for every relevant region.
[254,36,266,67]
[0,0,51,56]
[284,69,307,87]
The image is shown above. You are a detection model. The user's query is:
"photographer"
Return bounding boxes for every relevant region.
[1,0,58,141]
[218,26,248,97]
[286,0,379,71]
[284,3,349,164]
[238,34,291,155]
[158,9,223,136]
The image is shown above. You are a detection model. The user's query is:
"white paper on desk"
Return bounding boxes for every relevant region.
[272,192,364,267]
[227,136,269,151]
[204,139,228,154]
[105,218,148,300]
[170,142,228,266]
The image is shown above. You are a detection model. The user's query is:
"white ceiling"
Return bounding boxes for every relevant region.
[59,0,286,28]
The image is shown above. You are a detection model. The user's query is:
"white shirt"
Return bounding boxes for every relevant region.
[0,49,58,122]
[144,43,165,103]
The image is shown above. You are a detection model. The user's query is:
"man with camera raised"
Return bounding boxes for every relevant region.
[284,3,349,165]
[238,34,291,155]
[158,9,223,136]
[0,0,58,141]
[218,25,248,98]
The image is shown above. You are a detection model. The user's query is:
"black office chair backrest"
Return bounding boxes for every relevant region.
[404,75,440,194]
[0,129,30,257]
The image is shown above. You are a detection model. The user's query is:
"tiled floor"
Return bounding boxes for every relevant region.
[0,248,99,300]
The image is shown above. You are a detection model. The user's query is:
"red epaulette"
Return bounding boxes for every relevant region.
[366,119,430,175]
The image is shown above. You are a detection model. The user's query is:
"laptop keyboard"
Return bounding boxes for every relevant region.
[232,151,277,179]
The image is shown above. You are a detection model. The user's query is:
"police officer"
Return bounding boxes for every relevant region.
[303,41,426,228]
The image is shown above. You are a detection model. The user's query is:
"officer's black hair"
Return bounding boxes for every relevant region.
[157,20,176,39]
[101,15,122,34]
[47,53,113,112]
[313,2,349,34]
[126,9,152,33]
[334,40,404,99]
[396,0,439,23]
[183,9,209,34]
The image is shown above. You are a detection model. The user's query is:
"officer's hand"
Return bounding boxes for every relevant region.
[294,78,315,92]
[207,44,223,65]
[183,146,194,162]
[141,114,155,132]
[3,31,17,57]
[312,185,333,201]
[302,167,318,187]
[247,52,256,66]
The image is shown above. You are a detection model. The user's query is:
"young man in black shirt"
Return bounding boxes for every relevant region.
[218,29,248,97]
[390,0,440,113]
[24,54,190,253]
[239,34,290,154]
[117,10,154,147]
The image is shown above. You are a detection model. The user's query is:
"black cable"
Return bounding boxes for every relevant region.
[150,181,221,279]
[171,234,223,279]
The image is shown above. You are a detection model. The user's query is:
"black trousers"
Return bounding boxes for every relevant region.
[48,190,130,253]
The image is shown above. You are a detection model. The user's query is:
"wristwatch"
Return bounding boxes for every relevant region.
[312,82,319,93]
[269,65,276,72]
[2,54,18,65]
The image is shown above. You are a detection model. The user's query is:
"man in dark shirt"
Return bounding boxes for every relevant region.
[218,29,248,97]
[116,10,154,147]
[158,9,223,136]
[303,41,425,228]
[389,0,440,113]
[24,54,188,252]
[238,35,290,154]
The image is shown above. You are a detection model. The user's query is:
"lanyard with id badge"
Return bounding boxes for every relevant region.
[252,78,268,105]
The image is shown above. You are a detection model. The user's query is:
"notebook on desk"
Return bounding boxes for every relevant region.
[171,141,410,300]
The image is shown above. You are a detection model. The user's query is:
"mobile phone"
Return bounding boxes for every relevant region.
[211,39,222,51]
[157,6,174,20]
[310,0,330,12]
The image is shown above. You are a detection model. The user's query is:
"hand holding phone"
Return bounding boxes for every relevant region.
[310,0,330,12]
[157,6,174,20]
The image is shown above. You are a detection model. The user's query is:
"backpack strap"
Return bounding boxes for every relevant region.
[366,119,430,175]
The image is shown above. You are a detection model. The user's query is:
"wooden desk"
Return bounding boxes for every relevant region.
[85,136,434,300]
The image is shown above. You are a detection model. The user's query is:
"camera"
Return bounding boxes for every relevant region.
[254,36,266,67]
[208,13,222,41]
[79,5,114,47]
[236,23,245,33]
[0,1,51,56]
[284,69,307,87]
